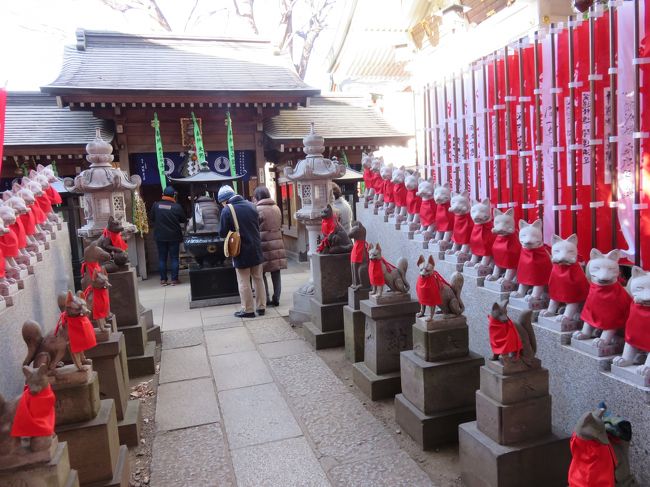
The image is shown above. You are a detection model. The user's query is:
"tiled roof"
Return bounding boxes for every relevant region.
[42,30,318,94]
[264,96,410,143]
[4,92,113,147]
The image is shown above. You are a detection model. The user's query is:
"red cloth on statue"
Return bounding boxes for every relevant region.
[624,303,650,351]
[37,195,52,215]
[568,433,616,487]
[469,222,494,257]
[84,286,110,320]
[492,233,521,269]
[368,259,385,286]
[452,213,474,245]
[321,217,337,237]
[10,385,56,438]
[435,202,454,232]
[419,200,436,227]
[406,189,421,215]
[488,316,522,355]
[416,272,445,306]
[57,313,97,353]
[0,248,5,278]
[10,220,27,248]
[46,186,62,205]
[363,168,373,188]
[0,228,20,258]
[393,183,407,207]
[517,246,552,286]
[19,212,35,236]
[548,262,590,303]
[371,172,383,193]
[81,261,102,279]
[30,203,46,225]
[350,240,367,264]
[103,228,128,251]
[580,282,632,330]
[382,180,394,203]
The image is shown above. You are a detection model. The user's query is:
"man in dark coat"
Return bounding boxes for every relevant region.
[218,185,266,318]
[150,186,187,286]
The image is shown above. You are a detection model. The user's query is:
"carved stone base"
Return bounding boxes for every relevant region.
[53,370,100,426]
[289,289,312,325]
[610,363,650,388]
[571,336,623,359]
[343,305,365,363]
[536,313,581,334]
[483,278,517,294]
[506,296,547,323]
[352,362,402,400]
[303,321,344,350]
[463,264,491,287]
[348,286,370,310]
[0,435,57,471]
[428,241,450,261]
[49,364,93,387]
[368,291,411,305]
[412,233,430,249]
[0,439,80,487]
[443,252,470,271]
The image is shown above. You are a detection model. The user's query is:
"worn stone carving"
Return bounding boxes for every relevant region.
[488,302,537,369]
[84,268,112,336]
[348,222,370,290]
[391,166,407,223]
[415,255,464,320]
[510,219,551,309]
[484,208,520,291]
[447,191,473,261]
[414,178,436,240]
[431,184,454,248]
[317,205,352,255]
[463,198,495,275]
[367,243,409,297]
[361,153,375,204]
[404,171,421,230]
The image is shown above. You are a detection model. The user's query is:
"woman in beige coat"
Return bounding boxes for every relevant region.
[254,186,288,306]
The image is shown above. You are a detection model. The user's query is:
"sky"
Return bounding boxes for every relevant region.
[0,0,345,91]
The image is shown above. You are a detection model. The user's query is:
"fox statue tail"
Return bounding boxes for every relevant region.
[448,272,465,314]
[22,320,43,367]
[397,257,409,292]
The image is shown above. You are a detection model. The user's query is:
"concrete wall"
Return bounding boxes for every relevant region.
[0,226,74,398]
[357,203,650,485]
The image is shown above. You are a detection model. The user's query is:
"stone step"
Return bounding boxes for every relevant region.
[117,321,147,356]
[127,340,157,377]
[86,445,129,487]
[117,399,142,447]
[147,324,162,344]
[65,469,80,487]
[303,321,344,350]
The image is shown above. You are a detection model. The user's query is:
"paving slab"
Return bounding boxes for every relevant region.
[218,383,302,449]
[202,316,244,330]
[258,339,313,359]
[231,437,331,487]
[156,377,219,431]
[328,450,433,487]
[205,327,256,356]
[201,304,243,319]
[245,317,300,344]
[161,327,204,350]
[159,345,211,384]
[151,424,236,487]
[211,350,273,391]
[162,309,203,331]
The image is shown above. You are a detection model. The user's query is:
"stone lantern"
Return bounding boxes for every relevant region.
[64,128,141,238]
[284,123,346,261]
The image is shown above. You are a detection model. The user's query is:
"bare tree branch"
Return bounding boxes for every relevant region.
[98,0,172,31]
[184,0,201,32]
[295,0,335,79]
[232,0,259,35]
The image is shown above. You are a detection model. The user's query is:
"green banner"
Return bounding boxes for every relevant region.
[191,112,206,165]
[151,113,166,189]
[226,111,238,192]
[340,150,350,167]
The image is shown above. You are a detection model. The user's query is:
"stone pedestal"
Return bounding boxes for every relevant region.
[353,294,419,400]
[412,233,430,249]
[459,358,570,487]
[84,332,141,446]
[344,286,369,363]
[610,363,650,388]
[507,295,548,324]
[443,251,470,272]
[481,279,516,301]
[53,368,129,486]
[463,264,491,287]
[429,241,450,260]
[401,221,418,239]
[536,313,581,335]
[108,267,155,377]
[570,336,623,360]
[396,315,484,449]
[0,439,80,487]
[302,253,352,350]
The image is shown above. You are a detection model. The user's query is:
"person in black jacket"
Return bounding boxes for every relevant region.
[150,186,187,286]
[218,185,266,318]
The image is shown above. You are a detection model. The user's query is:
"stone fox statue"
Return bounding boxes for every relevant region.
[22,320,68,375]
[81,243,111,288]
[0,364,54,462]
[94,216,129,271]
[348,222,370,290]
[489,302,537,368]
[84,268,112,333]
[367,243,409,297]
[415,254,464,319]
[318,205,353,254]
[56,291,96,370]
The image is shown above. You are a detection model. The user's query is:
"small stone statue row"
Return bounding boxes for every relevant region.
[0,164,63,302]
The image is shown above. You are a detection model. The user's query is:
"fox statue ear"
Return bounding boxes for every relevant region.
[519,219,529,230]
[460,190,469,198]
[417,255,425,266]
[22,365,33,379]
[91,269,98,279]
[442,183,450,189]
[566,233,578,245]
[589,248,604,260]
[428,255,435,266]
[376,243,382,252]
[505,208,514,217]
[481,198,491,206]
[630,266,646,279]
[551,234,562,245]
[531,219,542,229]
[65,290,74,305]
[605,249,620,262]
[493,208,503,218]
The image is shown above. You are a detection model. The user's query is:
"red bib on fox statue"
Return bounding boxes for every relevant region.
[10,385,56,438]
[419,200,436,227]
[368,259,385,286]
[30,202,46,225]
[517,246,552,286]
[492,233,521,269]
[416,272,444,307]
[0,248,5,278]
[84,286,110,320]
[0,227,20,258]
[80,261,102,279]
[371,172,383,194]
[46,185,62,205]
[568,434,616,487]
[363,168,373,189]
[469,222,494,257]
[57,312,97,353]
[10,219,27,249]
[36,194,53,216]
[103,228,128,251]
[624,303,650,351]
[488,316,523,356]
[19,212,35,236]
[406,189,422,215]
[382,180,394,203]
[350,240,367,264]
[393,183,407,207]
[580,282,632,330]
[548,262,590,303]
[435,202,454,232]
[452,213,474,245]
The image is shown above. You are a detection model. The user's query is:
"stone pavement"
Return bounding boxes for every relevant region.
[140,262,434,487]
